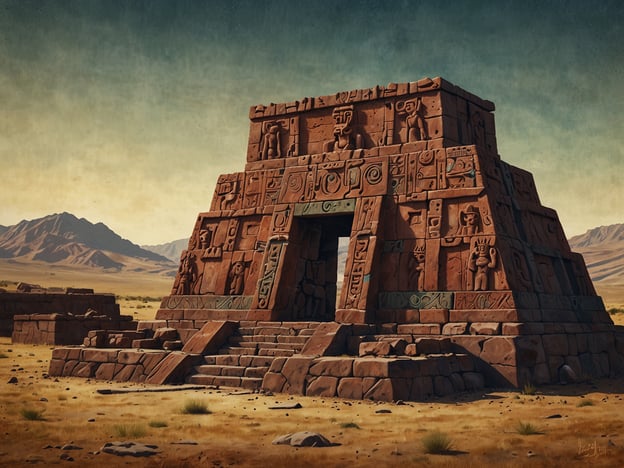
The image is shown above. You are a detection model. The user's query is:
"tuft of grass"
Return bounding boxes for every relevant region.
[0,352,8,359]
[521,383,536,395]
[421,430,453,454]
[113,424,147,438]
[181,400,211,415]
[340,422,361,429]
[148,420,168,428]
[515,421,542,435]
[577,399,595,407]
[607,307,624,315]
[21,408,45,421]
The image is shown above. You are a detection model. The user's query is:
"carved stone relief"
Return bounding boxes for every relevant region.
[467,237,497,291]
[396,97,428,142]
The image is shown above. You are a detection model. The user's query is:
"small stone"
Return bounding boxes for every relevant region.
[40,398,48,402]
[61,444,82,450]
[527,450,536,457]
[88,418,96,422]
[268,402,302,410]
[8,376,18,384]
[59,453,74,461]
[545,414,562,419]
[375,409,392,414]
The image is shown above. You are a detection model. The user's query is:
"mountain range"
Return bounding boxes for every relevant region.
[568,223,624,286]
[0,213,175,273]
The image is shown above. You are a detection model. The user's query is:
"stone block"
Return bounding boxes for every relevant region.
[300,323,351,357]
[262,372,286,393]
[359,341,392,357]
[363,378,394,402]
[306,376,338,397]
[470,322,501,336]
[281,357,314,395]
[95,363,116,381]
[419,309,449,323]
[480,337,516,366]
[462,372,484,391]
[308,357,354,377]
[442,323,468,335]
[337,377,364,400]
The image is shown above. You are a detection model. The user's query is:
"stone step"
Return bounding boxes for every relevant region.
[258,348,294,357]
[219,346,257,355]
[194,364,247,377]
[186,374,263,390]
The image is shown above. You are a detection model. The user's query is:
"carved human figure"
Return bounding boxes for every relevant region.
[227,261,246,295]
[408,246,426,291]
[397,98,427,142]
[458,205,481,238]
[323,106,362,152]
[176,252,197,295]
[199,229,210,249]
[468,239,497,291]
[260,121,282,159]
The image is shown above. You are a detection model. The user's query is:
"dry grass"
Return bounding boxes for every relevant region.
[421,430,453,454]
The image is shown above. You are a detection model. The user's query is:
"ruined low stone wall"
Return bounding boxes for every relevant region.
[49,348,169,382]
[12,313,136,345]
[262,355,484,402]
[0,291,120,336]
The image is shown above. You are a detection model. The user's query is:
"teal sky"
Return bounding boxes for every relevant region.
[1,0,622,244]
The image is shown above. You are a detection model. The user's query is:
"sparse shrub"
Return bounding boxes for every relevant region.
[577,399,595,407]
[421,430,453,454]
[515,421,542,435]
[0,352,8,359]
[181,400,211,415]
[340,422,361,429]
[521,383,536,395]
[148,420,168,428]
[607,307,624,315]
[113,424,147,438]
[21,408,45,421]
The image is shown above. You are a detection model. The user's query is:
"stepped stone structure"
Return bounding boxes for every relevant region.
[49,77,624,401]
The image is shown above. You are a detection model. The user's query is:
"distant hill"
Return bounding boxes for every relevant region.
[141,238,188,263]
[0,213,175,272]
[569,223,624,285]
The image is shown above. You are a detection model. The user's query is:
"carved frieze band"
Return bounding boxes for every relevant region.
[162,295,253,310]
[378,291,454,310]
[294,199,356,217]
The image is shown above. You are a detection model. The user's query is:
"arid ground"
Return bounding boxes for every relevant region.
[1,264,624,467]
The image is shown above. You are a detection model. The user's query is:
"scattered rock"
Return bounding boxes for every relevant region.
[61,444,82,450]
[59,453,74,461]
[8,376,18,384]
[39,398,48,402]
[268,402,302,410]
[545,414,562,419]
[375,409,392,414]
[272,432,333,447]
[527,450,536,458]
[101,441,159,457]
[171,440,198,445]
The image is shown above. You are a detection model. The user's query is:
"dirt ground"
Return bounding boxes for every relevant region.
[2,264,624,466]
[2,332,624,468]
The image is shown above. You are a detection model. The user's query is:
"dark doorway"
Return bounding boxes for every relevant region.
[290,213,353,321]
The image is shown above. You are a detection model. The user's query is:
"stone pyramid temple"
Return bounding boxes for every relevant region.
[50,77,624,401]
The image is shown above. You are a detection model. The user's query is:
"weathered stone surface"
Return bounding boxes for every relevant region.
[101,442,159,457]
[145,352,199,385]
[306,376,338,397]
[272,432,332,447]
[182,321,237,354]
[308,357,354,377]
[281,357,314,394]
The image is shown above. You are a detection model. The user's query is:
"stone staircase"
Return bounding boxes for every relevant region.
[186,321,320,389]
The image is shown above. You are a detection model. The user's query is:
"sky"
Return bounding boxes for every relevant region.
[1,0,622,245]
